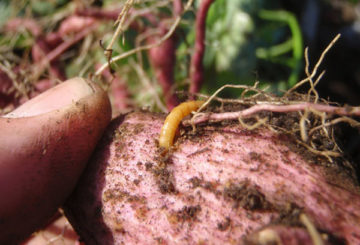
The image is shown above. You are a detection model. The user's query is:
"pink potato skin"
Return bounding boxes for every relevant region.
[65,111,360,244]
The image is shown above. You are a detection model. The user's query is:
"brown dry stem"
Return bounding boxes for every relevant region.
[130,60,167,112]
[104,0,136,62]
[95,0,195,76]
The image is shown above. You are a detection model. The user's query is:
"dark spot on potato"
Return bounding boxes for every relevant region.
[223,180,271,211]
[127,194,144,204]
[217,217,231,231]
[114,226,126,234]
[145,162,153,171]
[154,237,165,244]
[189,177,203,188]
[203,181,217,192]
[133,179,140,185]
[136,162,144,170]
[272,203,303,226]
[176,205,201,222]
[186,147,211,157]
[158,178,176,194]
[161,154,173,165]
[188,177,219,194]
[249,152,264,163]
[102,189,146,205]
[133,123,145,134]
[152,167,177,194]
[135,206,148,220]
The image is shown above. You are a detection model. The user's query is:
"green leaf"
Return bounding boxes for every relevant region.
[0,1,11,29]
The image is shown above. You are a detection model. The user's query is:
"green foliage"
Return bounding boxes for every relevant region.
[0,1,11,29]
[189,0,304,96]
[204,0,260,73]
[0,31,34,50]
[31,0,68,16]
[0,0,306,109]
[257,9,303,87]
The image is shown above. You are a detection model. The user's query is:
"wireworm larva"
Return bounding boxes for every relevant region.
[159,100,205,149]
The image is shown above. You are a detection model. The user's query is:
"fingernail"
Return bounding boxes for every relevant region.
[3,77,95,118]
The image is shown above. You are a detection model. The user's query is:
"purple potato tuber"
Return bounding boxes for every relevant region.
[64,111,360,244]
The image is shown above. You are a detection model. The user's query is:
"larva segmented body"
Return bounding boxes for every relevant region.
[159,100,204,149]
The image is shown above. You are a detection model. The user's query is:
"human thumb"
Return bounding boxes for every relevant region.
[0,77,111,244]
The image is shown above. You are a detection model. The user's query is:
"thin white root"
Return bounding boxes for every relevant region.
[300,213,324,245]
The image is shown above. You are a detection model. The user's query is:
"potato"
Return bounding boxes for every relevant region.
[65,111,360,244]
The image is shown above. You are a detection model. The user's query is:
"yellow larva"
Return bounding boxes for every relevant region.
[159,100,205,149]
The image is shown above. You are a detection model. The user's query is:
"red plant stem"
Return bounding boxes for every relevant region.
[76,8,121,20]
[173,0,183,16]
[33,37,66,80]
[45,26,97,63]
[189,0,214,95]
[75,8,153,32]
[184,102,360,125]
[147,27,179,110]
[5,18,42,37]
[34,25,97,80]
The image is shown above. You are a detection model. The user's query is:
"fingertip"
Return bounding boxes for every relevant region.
[0,77,111,244]
[4,77,98,118]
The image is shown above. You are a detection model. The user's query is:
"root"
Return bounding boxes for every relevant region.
[285,34,341,97]
[300,213,324,245]
[185,34,359,162]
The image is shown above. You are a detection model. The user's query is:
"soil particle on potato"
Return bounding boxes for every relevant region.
[223,180,271,211]
[203,181,218,192]
[133,178,141,185]
[170,205,202,224]
[153,237,166,245]
[217,217,231,231]
[188,176,220,194]
[249,152,266,164]
[145,161,154,171]
[102,189,146,206]
[188,176,203,189]
[135,206,149,220]
[186,147,211,157]
[272,203,303,226]
[136,161,143,168]
[270,111,299,131]
[151,166,177,194]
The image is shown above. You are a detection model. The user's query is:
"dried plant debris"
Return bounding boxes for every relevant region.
[185,34,360,165]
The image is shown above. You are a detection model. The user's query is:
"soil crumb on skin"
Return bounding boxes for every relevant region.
[217,217,231,231]
[223,180,272,211]
[151,166,177,194]
[174,205,202,223]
